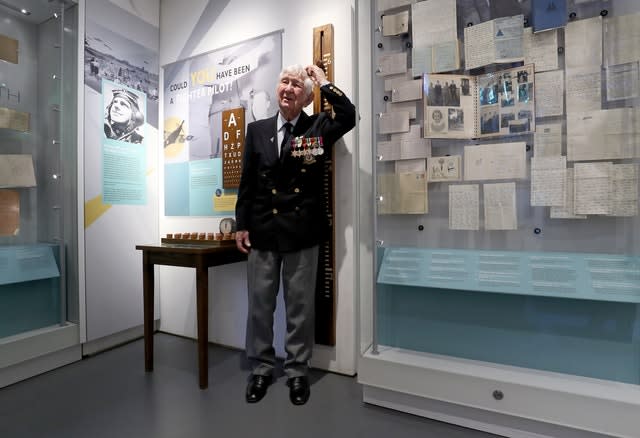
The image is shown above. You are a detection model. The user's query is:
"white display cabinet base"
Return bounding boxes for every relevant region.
[359,346,640,438]
[0,323,81,388]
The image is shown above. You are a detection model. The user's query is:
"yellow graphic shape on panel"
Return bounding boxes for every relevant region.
[164,117,187,159]
[85,195,111,228]
[214,194,238,212]
[84,167,154,228]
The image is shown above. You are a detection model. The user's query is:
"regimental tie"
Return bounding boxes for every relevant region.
[280,122,293,162]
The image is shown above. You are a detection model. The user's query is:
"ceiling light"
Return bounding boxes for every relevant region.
[0,1,31,16]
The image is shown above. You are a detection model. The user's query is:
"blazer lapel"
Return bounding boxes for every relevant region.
[263,115,279,163]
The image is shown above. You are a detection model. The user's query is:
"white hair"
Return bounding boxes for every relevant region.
[279,64,314,97]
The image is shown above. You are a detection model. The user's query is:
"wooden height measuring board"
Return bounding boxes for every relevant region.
[313,24,336,346]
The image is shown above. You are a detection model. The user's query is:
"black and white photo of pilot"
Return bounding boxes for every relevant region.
[104,86,145,144]
[461,78,471,96]
[480,107,499,134]
[501,112,515,128]
[501,92,515,107]
[518,83,534,103]
[479,83,498,106]
[443,80,461,107]
[448,108,465,131]
[517,70,529,84]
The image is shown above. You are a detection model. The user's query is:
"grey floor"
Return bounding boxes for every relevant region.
[0,333,503,438]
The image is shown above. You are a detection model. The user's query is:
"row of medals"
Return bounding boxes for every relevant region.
[290,136,324,158]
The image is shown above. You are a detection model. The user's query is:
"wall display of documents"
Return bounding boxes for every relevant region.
[378,111,410,135]
[382,10,409,36]
[523,28,559,73]
[370,3,640,422]
[464,142,527,181]
[423,65,535,139]
[449,184,479,230]
[567,109,640,161]
[377,172,428,214]
[565,16,602,68]
[377,135,431,161]
[376,52,408,76]
[535,70,564,117]
[550,169,587,219]
[534,123,562,156]
[464,15,524,71]
[610,164,639,217]
[484,182,518,230]
[603,14,640,68]
[391,79,423,103]
[427,155,461,182]
[411,0,459,75]
[573,161,612,215]
[530,156,567,206]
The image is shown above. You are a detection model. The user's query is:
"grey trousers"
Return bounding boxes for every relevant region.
[245,245,319,378]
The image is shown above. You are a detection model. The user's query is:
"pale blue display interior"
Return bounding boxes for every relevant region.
[378,247,640,303]
[0,245,60,286]
[0,244,61,338]
[377,248,640,385]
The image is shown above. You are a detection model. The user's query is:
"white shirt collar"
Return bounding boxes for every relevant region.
[277,112,300,131]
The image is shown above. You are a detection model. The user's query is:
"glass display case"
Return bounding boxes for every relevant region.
[358,0,640,436]
[0,0,79,384]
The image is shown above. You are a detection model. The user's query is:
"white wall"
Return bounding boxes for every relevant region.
[82,0,160,343]
[158,0,358,375]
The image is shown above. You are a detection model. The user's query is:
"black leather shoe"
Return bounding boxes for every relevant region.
[245,374,272,403]
[287,376,310,405]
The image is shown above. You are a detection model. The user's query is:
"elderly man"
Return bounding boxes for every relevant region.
[235,64,355,405]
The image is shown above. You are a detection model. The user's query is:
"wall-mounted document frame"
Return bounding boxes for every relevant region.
[0,34,18,64]
[0,155,36,188]
[363,1,640,437]
[0,107,30,132]
[0,190,19,236]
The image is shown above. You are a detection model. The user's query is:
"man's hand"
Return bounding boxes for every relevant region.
[305,64,329,87]
[235,230,251,254]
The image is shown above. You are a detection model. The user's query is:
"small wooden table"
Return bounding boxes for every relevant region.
[136,240,247,389]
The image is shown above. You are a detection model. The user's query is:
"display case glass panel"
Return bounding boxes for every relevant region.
[0,1,78,340]
[366,0,640,386]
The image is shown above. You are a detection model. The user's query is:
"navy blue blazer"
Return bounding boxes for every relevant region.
[236,83,356,252]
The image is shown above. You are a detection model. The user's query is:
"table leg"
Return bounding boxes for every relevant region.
[196,258,209,389]
[143,252,154,372]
